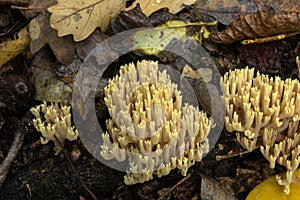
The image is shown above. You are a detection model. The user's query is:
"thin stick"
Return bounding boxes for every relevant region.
[0,130,24,187]
[54,136,98,200]
[157,173,191,200]
[0,21,19,36]
[11,6,46,10]
[216,147,258,161]
[0,0,30,6]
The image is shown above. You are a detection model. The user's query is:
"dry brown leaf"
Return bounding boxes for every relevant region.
[194,0,300,26]
[194,0,259,25]
[200,174,238,200]
[21,0,57,20]
[181,65,212,83]
[48,0,126,41]
[0,26,30,67]
[127,0,196,17]
[260,0,300,13]
[29,12,107,65]
[209,10,300,44]
[29,14,76,64]
[31,48,72,103]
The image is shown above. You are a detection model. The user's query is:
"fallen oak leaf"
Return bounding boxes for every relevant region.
[48,0,126,41]
[126,0,196,17]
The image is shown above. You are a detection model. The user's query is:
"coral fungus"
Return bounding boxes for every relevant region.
[222,67,300,194]
[31,102,79,154]
[100,60,213,184]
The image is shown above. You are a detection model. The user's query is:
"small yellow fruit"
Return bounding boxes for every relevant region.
[246,169,300,200]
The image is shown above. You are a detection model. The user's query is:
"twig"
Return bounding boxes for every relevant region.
[54,136,98,200]
[157,173,191,200]
[0,20,19,36]
[216,147,258,161]
[0,0,30,6]
[0,129,24,187]
[11,6,46,10]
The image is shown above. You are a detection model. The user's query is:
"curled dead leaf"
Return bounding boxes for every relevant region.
[194,0,259,25]
[261,0,300,13]
[209,10,300,44]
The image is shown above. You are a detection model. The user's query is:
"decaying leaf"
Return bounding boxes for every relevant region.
[200,174,238,200]
[237,42,280,73]
[0,26,30,67]
[133,20,215,55]
[21,0,57,20]
[261,0,300,13]
[110,4,153,33]
[29,12,108,65]
[209,10,300,44]
[48,0,126,41]
[29,13,76,64]
[181,64,212,83]
[127,0,196,17]
[31,49,72,103]
[31,65,72,103]
[75,30,108,60]
[133,20,186,55]
[194,0,259,25]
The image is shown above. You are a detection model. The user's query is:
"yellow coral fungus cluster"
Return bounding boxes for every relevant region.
[100,60,212,184]
[222,67,300,194]
[31,102,79,154]
[247,169,300,200]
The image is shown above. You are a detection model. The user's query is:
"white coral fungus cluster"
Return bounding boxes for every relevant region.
[222,67,300,194]
[101,60,212,184]
[31,102,79,154]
